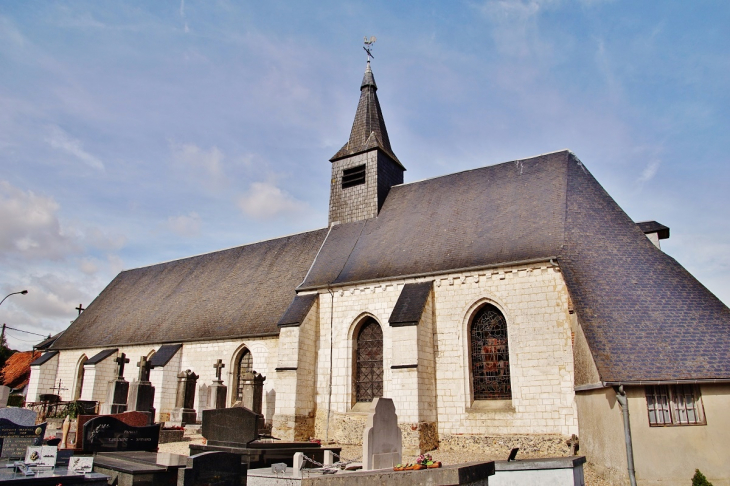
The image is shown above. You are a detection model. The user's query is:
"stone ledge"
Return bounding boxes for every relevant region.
[494,455,586,471]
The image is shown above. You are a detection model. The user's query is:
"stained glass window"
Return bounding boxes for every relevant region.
[471,304,511,400]
[356,318,383,402]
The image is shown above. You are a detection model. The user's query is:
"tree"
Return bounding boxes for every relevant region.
[692,469,714,486]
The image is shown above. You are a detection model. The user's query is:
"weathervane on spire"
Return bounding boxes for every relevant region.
[363,36,376,62]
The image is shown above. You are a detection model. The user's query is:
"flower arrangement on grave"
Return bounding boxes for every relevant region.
[393,453,441,471]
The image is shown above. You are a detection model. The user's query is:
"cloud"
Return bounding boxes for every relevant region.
[638,159,661,183]
[166,212,201,237]
[170,142,225,184]
[46,125,104,170]
[237,182,304,220]
[0,181,78,260]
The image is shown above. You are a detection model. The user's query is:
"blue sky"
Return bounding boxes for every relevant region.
[1,1,728,350]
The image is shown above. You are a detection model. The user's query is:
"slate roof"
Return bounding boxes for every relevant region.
[278,294,318,328]
[330,62,403,168]
[301,150,730,383]
[50,229,329,350]
[389,282,433,327]
[149,344,182,368]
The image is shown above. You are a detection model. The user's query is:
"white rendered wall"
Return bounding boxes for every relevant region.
[27,353,59,401]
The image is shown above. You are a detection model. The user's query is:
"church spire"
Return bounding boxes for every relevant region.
[327,44,405,226]
[330,61,403,168]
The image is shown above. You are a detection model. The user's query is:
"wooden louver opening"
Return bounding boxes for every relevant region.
[342,165,366,188]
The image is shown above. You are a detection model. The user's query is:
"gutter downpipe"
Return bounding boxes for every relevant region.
[325,288,334,443]
[615,385,637,486]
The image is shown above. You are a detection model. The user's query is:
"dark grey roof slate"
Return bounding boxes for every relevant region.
[149,344,182,368]
[330,62,402,168]
[34,332,61,350]
[86,349,118,365]
[389,282,433,326]
[51,229,329,350]
[637,221,670,240]
[301,150,730,382]
[30,351,58,366]
[278,294,318,328]
[301,152,566,289]
[560,159,730,382]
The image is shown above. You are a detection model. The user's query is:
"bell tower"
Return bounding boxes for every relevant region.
[328,53,405,225]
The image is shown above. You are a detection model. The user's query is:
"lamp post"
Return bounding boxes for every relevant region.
[0,290,28,307]
[0,290,28,347]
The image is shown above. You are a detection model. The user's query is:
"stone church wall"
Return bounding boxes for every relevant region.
[312,260,578,454]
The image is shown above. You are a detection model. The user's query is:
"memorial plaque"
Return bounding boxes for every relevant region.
[68,456,94,474]
[0,419,46,459]
[24,445,57,467]
[82,415,161,453]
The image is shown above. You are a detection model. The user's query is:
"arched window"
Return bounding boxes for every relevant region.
[74,355,88,400]
[235,349,253,402]
[470,304,511,400]
[355,318,383,402]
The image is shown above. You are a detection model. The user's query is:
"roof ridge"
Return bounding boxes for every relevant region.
[123,227,328,272]
[393,149,573,189]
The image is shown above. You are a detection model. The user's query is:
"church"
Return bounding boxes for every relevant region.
[27,60,730,485]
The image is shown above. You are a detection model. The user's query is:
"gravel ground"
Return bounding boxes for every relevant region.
[159,436,609,485]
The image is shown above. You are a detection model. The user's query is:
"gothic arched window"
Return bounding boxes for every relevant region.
[235,349,253,402]
[74,355,88,400]
[355,318,383,402]
[470,304,511,400]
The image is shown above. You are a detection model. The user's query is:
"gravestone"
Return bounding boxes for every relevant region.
[239,371,265,414]
[81,415,161,453]
[362,397,402,470]
[0,418,47,459]
[0,386,9,408]
[170,370,198,425]
[178,451,246,486]
[208,359,227,410]
[201,407,260,447]
[101,353,130,414]
[197,384,210,410]
[127,356,156,424]
[0,408,37,426]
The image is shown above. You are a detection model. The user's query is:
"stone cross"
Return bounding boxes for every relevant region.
[213,359,225,381]
[115,353,130,379]
[137,356,152,382]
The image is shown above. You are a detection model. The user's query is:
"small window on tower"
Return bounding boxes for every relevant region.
[342,165,366,188]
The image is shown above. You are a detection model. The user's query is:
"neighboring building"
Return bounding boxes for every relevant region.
[27,60,730,485]
[2,350,41,397]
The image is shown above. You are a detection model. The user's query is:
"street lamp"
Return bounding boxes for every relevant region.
[0,290,28,307]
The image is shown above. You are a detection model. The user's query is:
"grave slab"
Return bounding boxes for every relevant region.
[178,451,247,486]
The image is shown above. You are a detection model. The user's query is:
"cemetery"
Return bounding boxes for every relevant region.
[0,345,587,485]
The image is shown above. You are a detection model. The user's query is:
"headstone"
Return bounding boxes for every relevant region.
[239,371,265,414]
[324,450,334,466]
[0,419,46,459]
[201,407,261,447]
[178,451,246,486]
[81,415,161,453]
[362,398,402,470]
[170,370,198,425]
[127,356,156,424]
[208,359,228,410]
[197,384,209,410]
[0,386,10,408]
[0,408,37,426]
[101,353,130,414]
[292,452,304,479]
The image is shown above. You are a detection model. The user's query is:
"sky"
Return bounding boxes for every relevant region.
[0,1,729,351]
